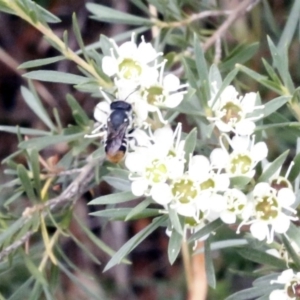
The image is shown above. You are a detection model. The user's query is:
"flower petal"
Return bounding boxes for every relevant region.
[277,188,295,206]
[240,92,257,113]
[272,213,290,234]
[102,56,118,77]
[250,221,269,241]
[94,101,110,123]
[118,41,138,57]
[220,211,236,224]
[151,183,172,205]
[235,120,256,135]
[252,142,268,161]
[131,179,148,196]
[163,74,180,91]
[163,93,184,108]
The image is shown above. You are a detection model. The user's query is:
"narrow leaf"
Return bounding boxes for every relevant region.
[104,215,167,271]
[21,86,55,130]
[18,56,64,69]
[86,3,152,26]
[258,150,289,182]
[125,197,152,221]
[17,164,36,202]
[89,191,136,205]
[23,70,89,85]
[188,218,223,243]
[205,238,216,288]
[168,229,182,265]
[237,248,286,269]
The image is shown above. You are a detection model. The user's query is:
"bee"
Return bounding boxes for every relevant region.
[104,100,133,163]
[85,90,136,163]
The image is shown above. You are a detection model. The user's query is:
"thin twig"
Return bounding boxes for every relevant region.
[0,231,33,261]
[202,0,260,51]
[0,155,104,261]
[158,10,232,28]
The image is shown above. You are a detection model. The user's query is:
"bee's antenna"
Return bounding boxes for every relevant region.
[124,85,140,101]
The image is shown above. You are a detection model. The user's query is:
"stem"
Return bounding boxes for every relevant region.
[181,239,193,293]
[7,1,111,88]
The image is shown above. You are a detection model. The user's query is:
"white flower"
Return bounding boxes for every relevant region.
[210,134,268,178]
[220,189,249,224]
[208,84,263,135]
[270,269,300,300]
[239,182,297,243]
[125,124,185,202]
[102,34,161,83]
[152,154,229,219]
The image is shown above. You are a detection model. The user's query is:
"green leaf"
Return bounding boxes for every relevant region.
[168,206,183,235]
[287,223,300,249]
[57,262,101,299]
[205,238,216,288]
[89,191,136,205]
[0,217,25,246]
[168,229,182,265]
[288,152,300,182]
[90,207,160,220]
[30,149,41,199]
[184,127,197,165]
[225,287,271,300]
[194,34,210,101]
[258,150,289,182]
[86,3,152,26]
[103,176,131,191]
[104,215,167,271]
[75,215,129,262]
[72,13,88,61]
[22,251,48,286]
[18,132,84,151]
[21,86,56,130]
[7,276,35,300]
[253,273,279,287]
[18,56,64,69]
[17,164,36,202]
[188,218,223,243]
[267,36,294,92]
[208,64,222,89]
[66,94,90,126]
[236,64,283,94]
[282,234,300,269]
[210,68,239,108]
[277,0,300,51]
[0,126,50,136]
[237,248,286,269]
[125,197,152,221]
[23,70,89,85]
[261,95,291,118]
[220,43,259,72]
[230,176,252,189]
[262,58,282,85]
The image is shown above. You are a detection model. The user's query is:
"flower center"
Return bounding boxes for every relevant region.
[227,194,245,213]
[200,178,215,190]
[172,179,198,204]
[255,195,279,220]
[145,159,168,183]
[286,280,300,299]
[118,58,142,79]
[143,85,164,105]
[270,176,292,191]
[184,211,204,226]
[220,102,242,124]
[229,153,252,175]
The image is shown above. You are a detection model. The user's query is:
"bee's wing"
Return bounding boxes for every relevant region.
[105,121,128,155]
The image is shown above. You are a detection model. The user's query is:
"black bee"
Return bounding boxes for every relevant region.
[104,100,133,163]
